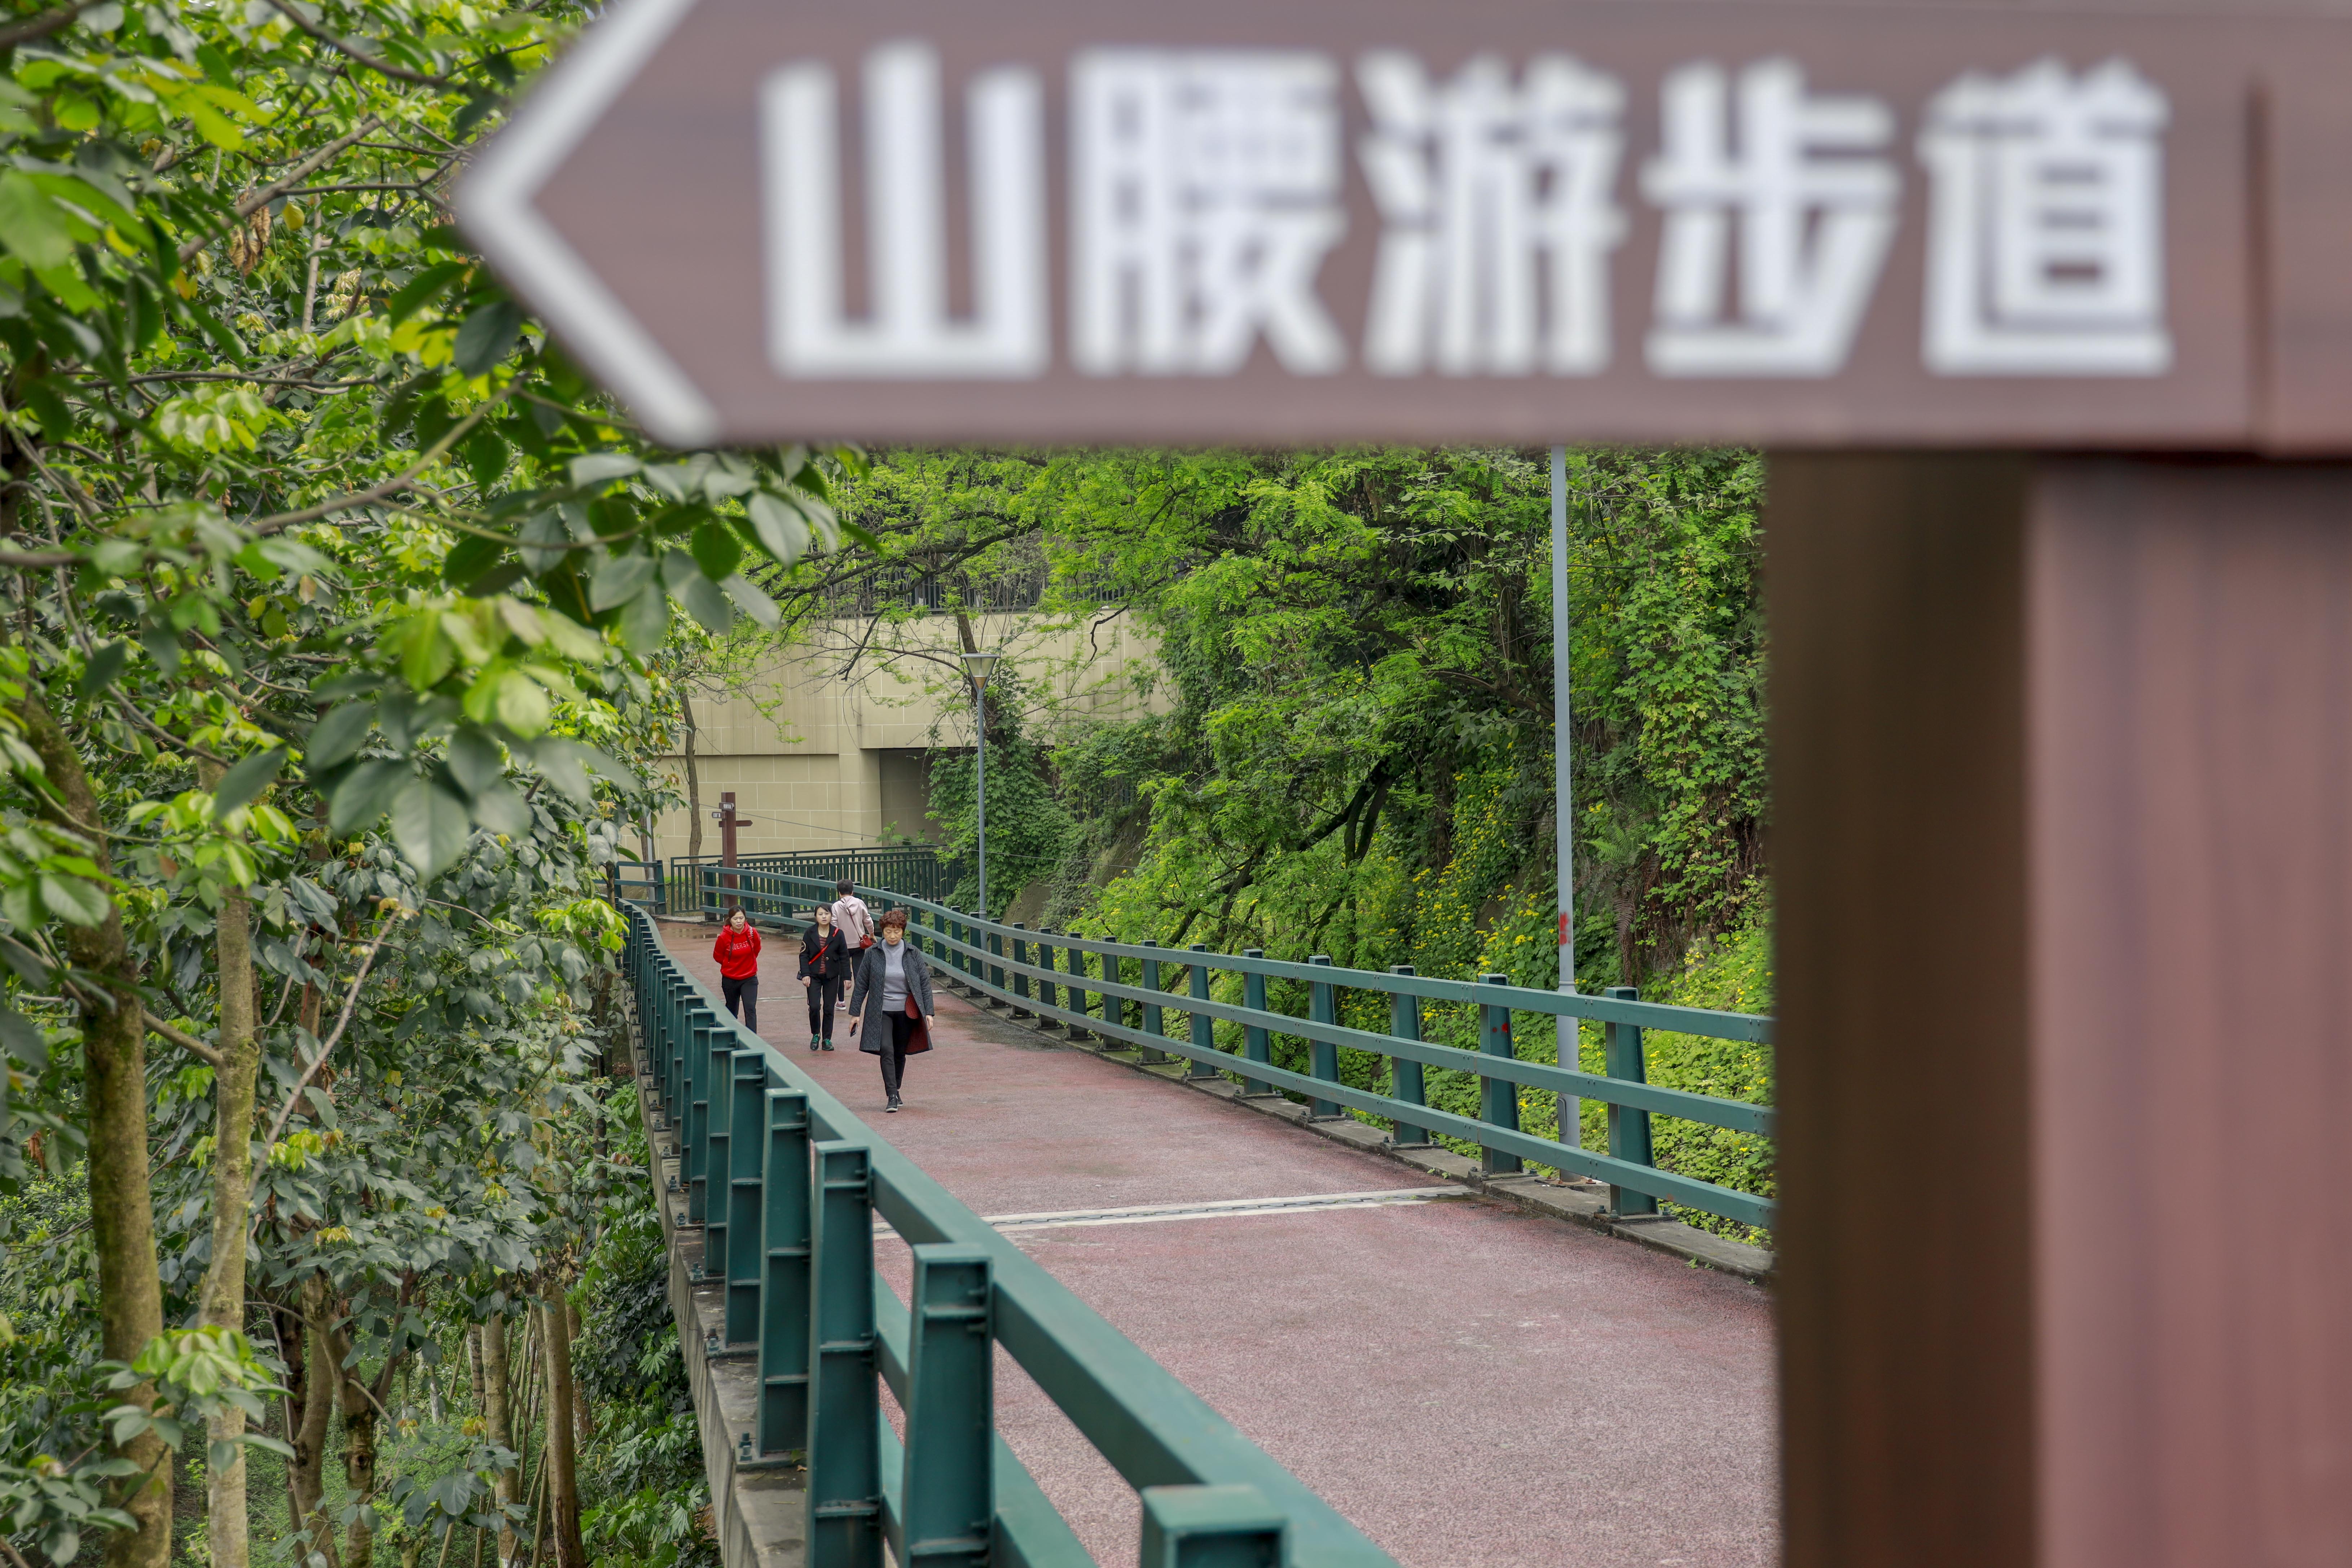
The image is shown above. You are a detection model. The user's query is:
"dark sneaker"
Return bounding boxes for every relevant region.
[821,1041,835,1051]
[885,1097,902,1113]
[809,1037,821,1051]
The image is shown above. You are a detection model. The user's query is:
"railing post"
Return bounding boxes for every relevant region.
[702,1030,735,1267]
[1478,974,1523,1175]
[1186,944,1218,1079]
[1240,952,1274,1097]
[1034,930,1060,1027]
[687,1007,717,1224]
[987,924,1005,997]
[1601,985,1658,1216]
[1307,955,1340,1120]
[806,1141,881,1568]
[726,1050,765,1344]
[758,1090,812,1458]
[660,977,683,1116]
[1010,924,1031,1018]
[1140,939,1168,1063]
[1389,965,1428,1145]
[898,1245,993,1568]
[1064,933,1090,1043]
[1139,1485,1287,1568]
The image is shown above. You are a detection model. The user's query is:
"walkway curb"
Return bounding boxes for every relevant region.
[940,975,1777,1285]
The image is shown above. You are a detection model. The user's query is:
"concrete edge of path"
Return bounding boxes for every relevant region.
[932,970,1778,1285]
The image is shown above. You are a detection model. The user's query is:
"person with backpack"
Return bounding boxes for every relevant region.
[798,903,849,1051]
[832,879,876,950]
[846,908,935,1112]
[712,906,762,1029]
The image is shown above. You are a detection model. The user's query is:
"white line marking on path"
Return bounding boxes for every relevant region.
[876,1186,1467,1238]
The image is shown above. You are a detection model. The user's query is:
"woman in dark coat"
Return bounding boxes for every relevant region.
[797,904,850,1052]
[845,908,936,1112]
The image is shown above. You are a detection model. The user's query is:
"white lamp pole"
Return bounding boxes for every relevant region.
[1552,445,1579,1141]
[961,650,1002,915]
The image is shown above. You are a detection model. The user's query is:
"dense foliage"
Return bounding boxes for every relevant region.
[0,3,832,1566]
[812,447,1775,1233]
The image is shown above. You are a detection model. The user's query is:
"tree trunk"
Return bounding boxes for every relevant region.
[565,1299,591,1447]
[16,697,170,1568]
[328,1312,389,1568]
[535,1298,585,1568]
[291,1274,339,1568]
[680,690,703,861]
[198,757,263,1568]
[479,1314,519,1568]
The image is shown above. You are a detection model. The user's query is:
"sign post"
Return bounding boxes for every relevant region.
[463,1,2352,1561]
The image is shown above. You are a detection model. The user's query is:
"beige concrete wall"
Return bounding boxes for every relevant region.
[641,612,1160,861]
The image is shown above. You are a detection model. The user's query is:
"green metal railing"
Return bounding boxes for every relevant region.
[656,847,951,916]
[625,906,1397,1568]
[682,865,1777,1231]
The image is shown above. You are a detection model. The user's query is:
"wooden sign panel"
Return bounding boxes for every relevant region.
[456,0,2352,451]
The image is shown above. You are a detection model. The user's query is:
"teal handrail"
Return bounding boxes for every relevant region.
[689,865,1777,1231]
[625,907,1394,1568]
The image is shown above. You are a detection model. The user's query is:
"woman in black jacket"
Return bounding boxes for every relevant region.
[845,909,935,1112]
[797,904,850,1051]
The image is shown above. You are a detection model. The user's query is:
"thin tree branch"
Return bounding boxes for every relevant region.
[244,380,516,535]
[143,1009,224,1069]
[179,115,385,264]
[261,922,394,1148]
[259,0,455,88]
[0,0,109,51]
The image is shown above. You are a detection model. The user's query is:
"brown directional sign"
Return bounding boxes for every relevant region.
[456,0,2352,451]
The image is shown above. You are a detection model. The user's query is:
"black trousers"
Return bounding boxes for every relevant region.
[722,974,758,1030]
[805,975,841,1040]
[879,1011,916,1099]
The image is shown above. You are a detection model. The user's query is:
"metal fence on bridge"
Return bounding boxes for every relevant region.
[606,847,952,919]
[625,905,1398,1568]
[678,863,1776,1233]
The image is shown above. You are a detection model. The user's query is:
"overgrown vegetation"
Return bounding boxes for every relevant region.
[813,448,1775,1235]
[0,2,836,1565]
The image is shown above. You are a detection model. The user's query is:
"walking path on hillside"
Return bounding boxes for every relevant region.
[660,922,1777,1568]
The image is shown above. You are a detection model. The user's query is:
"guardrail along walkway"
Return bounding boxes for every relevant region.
[642,910,1776,1568]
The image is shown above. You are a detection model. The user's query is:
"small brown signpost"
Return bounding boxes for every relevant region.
[461,0,2352,1562]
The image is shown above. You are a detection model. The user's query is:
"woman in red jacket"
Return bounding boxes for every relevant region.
[713,907,762,1029]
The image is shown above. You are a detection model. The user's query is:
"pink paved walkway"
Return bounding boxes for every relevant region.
[661,923,1777,1568]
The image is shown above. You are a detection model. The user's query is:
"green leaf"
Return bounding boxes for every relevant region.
[745,491,810,566]
[0,173,75,272]
[390,779,474,880]
[400,616,453,691]
[469,780,532,838]
[307,701,376,769]
[0,1005,48,1070]
[527,739,592,807]
[671,567,732,634]
[445,726,502,798]
[453,300,524,378]
[618,579,669,655]
[211,747,289,821]
[442,532,510,591]
[389,260,469,326]
[568,453,638,488]
[38,873,109,927]
[328,760,408,835]
[76,640,130,699]
[719,575,781,629]
[690,520,743,583]
[464,426,510,490]
[588,552,654,612]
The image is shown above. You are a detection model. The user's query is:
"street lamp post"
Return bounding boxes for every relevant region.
[961,650,1002,917]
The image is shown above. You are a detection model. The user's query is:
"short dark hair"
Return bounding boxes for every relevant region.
[836,879,854,896]
[879,909,909,932]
